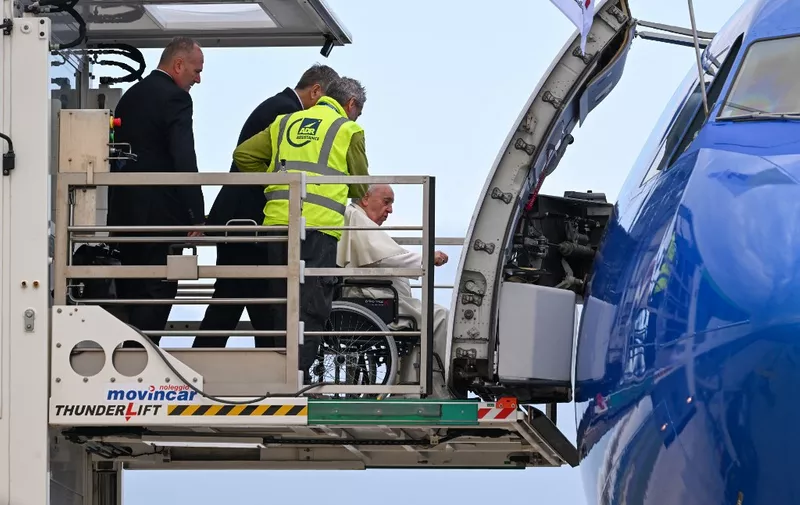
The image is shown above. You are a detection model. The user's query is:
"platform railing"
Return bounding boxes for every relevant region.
[173,236,464,299]
[52,170,437,397]
[170,236,462,335]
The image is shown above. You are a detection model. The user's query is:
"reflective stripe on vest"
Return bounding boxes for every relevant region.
[270,113,349,216]
[264,190,346,215]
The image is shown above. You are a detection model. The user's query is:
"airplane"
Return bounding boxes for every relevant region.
[449,0,799,503]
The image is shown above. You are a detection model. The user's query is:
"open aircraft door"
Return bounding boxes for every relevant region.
[447,0,634,404]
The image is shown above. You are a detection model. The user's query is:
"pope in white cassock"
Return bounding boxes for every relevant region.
[336,184,452,399]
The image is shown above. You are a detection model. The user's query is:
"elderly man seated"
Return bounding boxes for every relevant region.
[336,184,451,399]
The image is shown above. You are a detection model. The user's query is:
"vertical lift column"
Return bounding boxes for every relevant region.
[0,11,53,505]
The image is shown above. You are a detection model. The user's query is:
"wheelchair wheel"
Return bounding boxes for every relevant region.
[309,301,399,398]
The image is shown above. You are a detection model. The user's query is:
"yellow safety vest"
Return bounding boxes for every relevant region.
[263,96,362,240]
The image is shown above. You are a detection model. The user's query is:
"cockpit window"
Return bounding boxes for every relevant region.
[719,36,800,118]
[638,36,743,185]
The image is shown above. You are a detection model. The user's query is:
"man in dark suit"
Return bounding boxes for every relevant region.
[107,36,206,345]
[194,64,340,348]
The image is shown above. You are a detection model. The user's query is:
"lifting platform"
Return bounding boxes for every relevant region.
[48,166,575,473]
[0,0,647,503]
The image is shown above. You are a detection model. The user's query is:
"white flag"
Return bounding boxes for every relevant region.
[550,0,595,54]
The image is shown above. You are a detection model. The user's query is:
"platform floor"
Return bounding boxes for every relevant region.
[56,398,570,470]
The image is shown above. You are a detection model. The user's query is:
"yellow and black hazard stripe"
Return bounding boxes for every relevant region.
[167,404,307,417]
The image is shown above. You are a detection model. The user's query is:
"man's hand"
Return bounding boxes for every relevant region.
[188,230,204,238]
[434,250,448,267]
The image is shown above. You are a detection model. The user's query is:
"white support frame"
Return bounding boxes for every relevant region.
[0,12,52,505]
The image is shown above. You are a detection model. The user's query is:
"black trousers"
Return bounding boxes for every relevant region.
[264,230,338,382]
[195,242,278,348]
[115,240,178,347]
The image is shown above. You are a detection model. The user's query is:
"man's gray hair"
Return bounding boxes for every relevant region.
[295,64,340,93]
[159,36,200,65]
[351,184,379,204]
[326,77,367,108]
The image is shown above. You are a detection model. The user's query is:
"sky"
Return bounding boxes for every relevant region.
[97,1,749,503]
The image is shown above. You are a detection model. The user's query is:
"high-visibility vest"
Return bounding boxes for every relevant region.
[263,96,362,240]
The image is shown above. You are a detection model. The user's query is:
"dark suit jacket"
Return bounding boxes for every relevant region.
[205,87,303,230]
[107,70,205,229]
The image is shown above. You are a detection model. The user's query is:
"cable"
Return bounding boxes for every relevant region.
[87,4,143,25]
[1,133,15,175]
[0,132,13,153]
[56,1,86,50]
[91,43,146,84]
[25,0,87,50]
[95,59,138,79]
[129,323,452,403]
[129,323,328,405]
[523,168,548,213]
[31,0,144,83]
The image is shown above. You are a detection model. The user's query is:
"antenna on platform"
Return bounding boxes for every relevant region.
[687,0,709,115]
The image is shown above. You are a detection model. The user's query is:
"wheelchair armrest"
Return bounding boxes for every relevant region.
[395,315,418,332]
[342,278,394,287]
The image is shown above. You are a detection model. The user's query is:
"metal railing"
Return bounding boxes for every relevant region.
[53,170,438,397]
[173,236,463,298]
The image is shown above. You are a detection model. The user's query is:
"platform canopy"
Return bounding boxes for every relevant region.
[45,0,352,50]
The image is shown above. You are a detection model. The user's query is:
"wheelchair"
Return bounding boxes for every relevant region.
[308,277,421,398]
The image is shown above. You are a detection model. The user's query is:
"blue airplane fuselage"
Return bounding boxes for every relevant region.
[575,1,800,503]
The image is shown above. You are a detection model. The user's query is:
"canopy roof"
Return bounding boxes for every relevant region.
[47,0,351,49]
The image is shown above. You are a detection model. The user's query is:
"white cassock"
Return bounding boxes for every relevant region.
[337,203,450,399]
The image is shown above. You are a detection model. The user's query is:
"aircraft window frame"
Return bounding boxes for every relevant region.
[626,70,699,191]
[717,34,800,120]
[640,35,743,185]
[670,35,744,160]
[639,80,705,185]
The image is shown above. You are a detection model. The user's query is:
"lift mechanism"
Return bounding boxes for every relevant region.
[48,108,576,471]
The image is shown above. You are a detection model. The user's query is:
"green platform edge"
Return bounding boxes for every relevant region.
[307,398,480,426]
